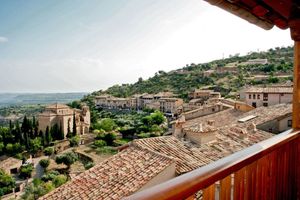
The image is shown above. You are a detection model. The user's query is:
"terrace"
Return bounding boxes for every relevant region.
[126,0,300,199]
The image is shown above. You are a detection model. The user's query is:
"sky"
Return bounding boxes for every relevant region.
[0,0,293,93]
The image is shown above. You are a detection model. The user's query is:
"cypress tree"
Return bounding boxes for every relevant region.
[72,112,77,136]
[15,121,23,144]
[45,126,51,146]
[59,122,64,140]
[40,130,45,146]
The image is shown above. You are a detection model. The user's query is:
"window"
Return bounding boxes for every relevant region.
[253,94,256,99]
[263,103,268,107]
[252,102,257,108]
[10,168,18,174]
[263,93,268,101]
[249,94,251,99]
[269,128,273,133]
[257,94,260,99]
[288,120,292,127]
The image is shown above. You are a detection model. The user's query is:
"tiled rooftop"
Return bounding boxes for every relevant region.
[46,103,70,109]
[40,147,174,200]
[0,156,22,169]
[41,104,292,199]
[133,136,212,174]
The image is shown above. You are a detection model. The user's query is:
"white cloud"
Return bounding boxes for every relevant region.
[0,36,8,43]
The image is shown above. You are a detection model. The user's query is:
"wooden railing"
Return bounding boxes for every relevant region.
[125,130,300,200]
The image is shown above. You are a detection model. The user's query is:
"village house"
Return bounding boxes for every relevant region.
[159,98,183,117]
[0,156,22,175]
[95,92,183,116]
[94,95,131,109]
[40,103,292,200]
[188,89,221,101]
[245,86,293,108]
[38,103,90,138]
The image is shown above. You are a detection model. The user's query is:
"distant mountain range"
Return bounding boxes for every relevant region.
[0,93,88,107]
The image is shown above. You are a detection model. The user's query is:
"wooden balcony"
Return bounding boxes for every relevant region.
[126,129,300,200]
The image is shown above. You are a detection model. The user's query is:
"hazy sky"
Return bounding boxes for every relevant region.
[0,0,293,93]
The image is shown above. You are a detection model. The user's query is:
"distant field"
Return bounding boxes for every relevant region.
[0,92,88,107]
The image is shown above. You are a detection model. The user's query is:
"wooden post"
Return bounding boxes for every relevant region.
[290,16,300,129]
[292,41,300,129]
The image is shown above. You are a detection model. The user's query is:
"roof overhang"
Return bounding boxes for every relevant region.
[204,0,300,40]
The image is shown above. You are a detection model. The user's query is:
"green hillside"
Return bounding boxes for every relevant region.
[88,46,293,101]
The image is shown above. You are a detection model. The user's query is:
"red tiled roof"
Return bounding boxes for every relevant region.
[40,147,174,200]
[133,136,212,174]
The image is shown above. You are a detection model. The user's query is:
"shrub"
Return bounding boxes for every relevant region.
[113,139,128,147]
[103,133,117,146]
[0,169,15,196]
[93,140,107,148]
[69,136,80,147]
[150,132,160,137]
[95,133,105,140]
[52,174,68,187]
[39,159,50,169]
[19,164,33,179]
[94,118,116,132]
[84,162,94,170]
[43,147,54,156]
[137,133,150,138]
[55,152,78,169]
[41,170,60,182]
[96,146,117,155]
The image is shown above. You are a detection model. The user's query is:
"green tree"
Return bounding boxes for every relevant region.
[50,124,60,141]
[19,164,33,179]
[72,112,77,136]
[93,139,107,148]
[39,159,50,169]
[5,143,14,154]
[150,111,165,125]
[29,138,42,155]
[55,152,78,169]
[43,147,54,156]
[69,136,80,147]
[0,142,4,155]
[0,169,15,196]
[15,121,23,144]
[59,122,64,140]
[52,174,67,187]
[94,118,116,132]
[103,133,116,146]
[45,126,52,146]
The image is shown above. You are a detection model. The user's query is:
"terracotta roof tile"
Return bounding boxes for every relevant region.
[39,147,174,200]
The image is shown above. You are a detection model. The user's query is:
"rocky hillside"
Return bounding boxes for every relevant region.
[90,46,293,100]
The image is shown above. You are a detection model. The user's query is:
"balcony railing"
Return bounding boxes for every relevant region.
[125,129,300,200]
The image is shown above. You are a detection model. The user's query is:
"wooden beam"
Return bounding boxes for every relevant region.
[290,16,300,129]
[293,41,300,129]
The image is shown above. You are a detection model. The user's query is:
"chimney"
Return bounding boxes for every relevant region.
[198,123,203,132]
[248,123,257,132]
[207,120,215,126]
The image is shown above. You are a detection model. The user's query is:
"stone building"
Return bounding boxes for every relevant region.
[188,89,221,101]
[94,92,183,116]
[159,98,183,117]
[94,95,131,109]
[38,103,90,138]
[245,86,292,108]
[0,156,22,175]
